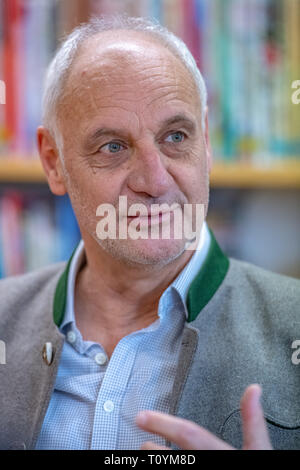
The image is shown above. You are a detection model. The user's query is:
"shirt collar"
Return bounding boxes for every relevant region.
[171,221,211,308]
[60,238,85,331]
[60,222,211,330]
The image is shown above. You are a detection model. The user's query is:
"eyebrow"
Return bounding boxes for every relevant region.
[84,113,197,149]
[160,114,196,133]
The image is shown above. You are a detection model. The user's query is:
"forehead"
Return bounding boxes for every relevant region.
[59,31,201,130]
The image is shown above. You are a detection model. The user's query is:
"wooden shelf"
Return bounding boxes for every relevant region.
[210,160,300,188]
[0,159,46,183]
[1,158,300,188]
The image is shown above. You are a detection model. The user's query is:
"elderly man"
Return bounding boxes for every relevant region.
[0,15,299,451]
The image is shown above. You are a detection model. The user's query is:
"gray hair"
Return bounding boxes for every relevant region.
[42,14,207,151]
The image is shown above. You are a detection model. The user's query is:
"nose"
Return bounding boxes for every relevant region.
[127,143,173,198]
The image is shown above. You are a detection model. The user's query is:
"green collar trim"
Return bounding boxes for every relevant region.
[186,228,230,322]
[53,229,230,327]
[53,245,78,327]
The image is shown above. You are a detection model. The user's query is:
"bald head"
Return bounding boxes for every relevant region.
[57,30,202,143]
[42,15,207,147]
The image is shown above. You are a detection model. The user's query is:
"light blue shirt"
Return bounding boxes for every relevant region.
[35,223,211,449]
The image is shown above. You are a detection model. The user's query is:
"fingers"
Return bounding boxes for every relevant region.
[140,441,171,450]
[136,410,234,450]
[137,384,273,451]
[240,384,273,450]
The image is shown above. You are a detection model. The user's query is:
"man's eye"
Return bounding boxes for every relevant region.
[165,131,185,144]
[99,142,124,153]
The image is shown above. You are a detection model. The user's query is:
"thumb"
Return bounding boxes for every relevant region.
[240,384,273,450]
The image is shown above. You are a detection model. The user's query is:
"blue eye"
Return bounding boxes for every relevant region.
[100,142,124,153]
[166,132,185,143]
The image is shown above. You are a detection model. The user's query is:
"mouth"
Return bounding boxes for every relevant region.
[126,211,173,226]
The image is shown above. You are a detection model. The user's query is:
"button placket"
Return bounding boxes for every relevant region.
[90,336,141,449]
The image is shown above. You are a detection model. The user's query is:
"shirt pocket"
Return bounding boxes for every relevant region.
[220,409,300,450]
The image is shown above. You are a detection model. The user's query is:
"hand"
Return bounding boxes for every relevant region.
[135,384,273,450]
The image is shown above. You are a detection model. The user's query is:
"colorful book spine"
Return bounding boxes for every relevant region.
[0,0,299,162]
[0,191,24,276]
[0,191,81,278]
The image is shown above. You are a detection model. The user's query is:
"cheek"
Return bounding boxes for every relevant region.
[175,156,209,202]
[64,164,123,220]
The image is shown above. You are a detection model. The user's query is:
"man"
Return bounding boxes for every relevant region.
[0,15,299,450]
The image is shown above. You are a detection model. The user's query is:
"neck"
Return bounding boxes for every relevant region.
[75,235,197,331]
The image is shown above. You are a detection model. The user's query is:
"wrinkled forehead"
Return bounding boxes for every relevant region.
[56,31,203,138]
[63,30,199,104]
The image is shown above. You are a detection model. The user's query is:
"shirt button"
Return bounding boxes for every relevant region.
[103,400,114,413]
[67,331,76,344]
[95,352,107,365]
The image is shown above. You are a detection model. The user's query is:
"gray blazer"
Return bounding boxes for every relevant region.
[0,234,300,450]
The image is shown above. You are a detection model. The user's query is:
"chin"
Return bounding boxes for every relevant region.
[97,237,187,267]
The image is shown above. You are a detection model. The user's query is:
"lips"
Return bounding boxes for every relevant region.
[127,208,172,217]
[128,211,167,218]
[127,211,173,226]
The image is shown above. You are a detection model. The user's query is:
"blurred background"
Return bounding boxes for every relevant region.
[0,0,299,278]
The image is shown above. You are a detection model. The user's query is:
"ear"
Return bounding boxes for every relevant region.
[37,126,67,196]
[203,107,213,173]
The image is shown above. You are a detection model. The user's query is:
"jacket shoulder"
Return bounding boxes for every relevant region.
[0,262,67,322]
[228,257,300,299]
[218,257,300,328]
[0,261,67,290]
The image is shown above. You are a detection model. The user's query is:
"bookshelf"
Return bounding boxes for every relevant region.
[1,158,300,188]
[0,159,45,183]
[209,160,300,188]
